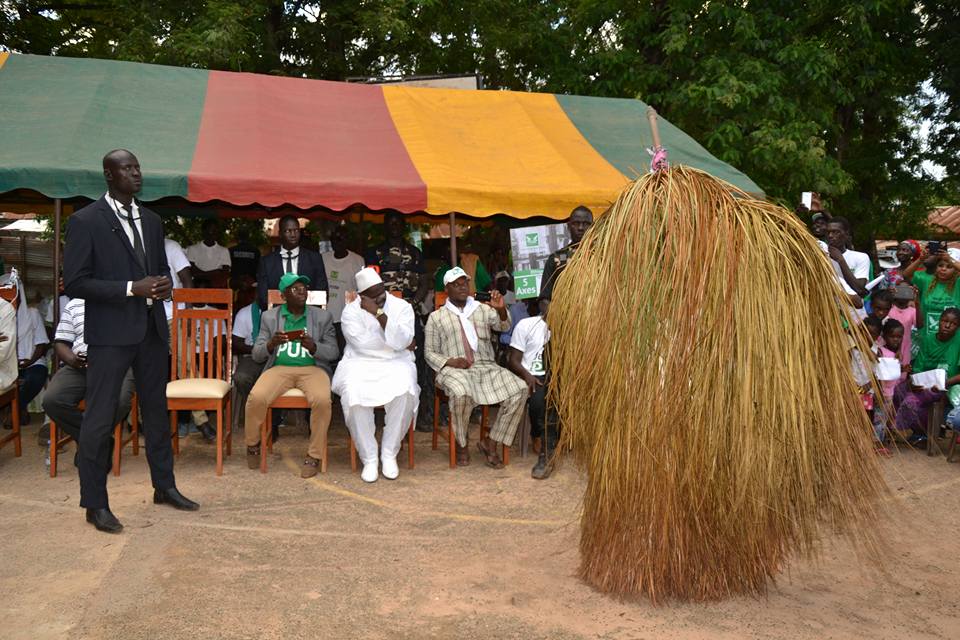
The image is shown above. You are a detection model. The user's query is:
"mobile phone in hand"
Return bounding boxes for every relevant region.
[283,329,305,341]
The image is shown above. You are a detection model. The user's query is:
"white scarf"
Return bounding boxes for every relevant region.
[444,296,480,351]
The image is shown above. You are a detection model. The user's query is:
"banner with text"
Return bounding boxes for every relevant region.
[509,223,570,299]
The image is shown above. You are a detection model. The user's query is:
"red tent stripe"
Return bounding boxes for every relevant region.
[187,71,427,210]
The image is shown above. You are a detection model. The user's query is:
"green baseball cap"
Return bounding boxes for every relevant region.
[278,273,310,291]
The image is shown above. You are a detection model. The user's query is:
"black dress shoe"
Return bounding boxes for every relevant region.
[153,487,200,511]
[86,508,123,533]
[198,423,217,443]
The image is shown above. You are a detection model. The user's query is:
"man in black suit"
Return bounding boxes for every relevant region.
[64,149,199,534]
[256,215,328,310]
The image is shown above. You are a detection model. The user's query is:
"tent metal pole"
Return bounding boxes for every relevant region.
[449,212,457,266]
[53,198,62,373]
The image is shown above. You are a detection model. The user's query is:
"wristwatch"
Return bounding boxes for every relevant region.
[375,308,385,318]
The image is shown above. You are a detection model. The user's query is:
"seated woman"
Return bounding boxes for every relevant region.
[893,307,960,444]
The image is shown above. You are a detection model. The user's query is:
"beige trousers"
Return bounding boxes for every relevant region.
[244,365,332,460]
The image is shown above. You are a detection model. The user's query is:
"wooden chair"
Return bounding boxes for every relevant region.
[167,289,233,475]
[0,384,20,458]
[430,292,509,468]
[49,397,139,477]
[258,289,328,474]
[926,397,946,457]
[0,280,20,458]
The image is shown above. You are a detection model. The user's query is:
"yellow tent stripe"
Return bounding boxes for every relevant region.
[383,86,628,219]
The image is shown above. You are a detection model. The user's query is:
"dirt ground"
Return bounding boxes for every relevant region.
[2,412,960,640]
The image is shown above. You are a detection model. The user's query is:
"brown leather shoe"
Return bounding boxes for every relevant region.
[300,456,320,478]
[246,445,260,470]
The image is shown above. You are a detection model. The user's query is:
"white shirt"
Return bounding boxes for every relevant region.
[186,241,231,272]
[509,315,549,376]
[829,248,871,296]
[54,298,87,357]
[164,238,192,321]
[232,303,256,346]
[104,192,145,256]
[321,250,365,322]
[104,193,151,302]
[17,307,48,367]
[0,298,18,390]
[332,294,419,408]
[279,248,300,275]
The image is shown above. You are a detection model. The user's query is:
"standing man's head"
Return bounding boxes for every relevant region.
[202,219,220,246]
[810,212,831,240]
[102,149,142,200]
[384,211,406,245]
[279,215,301,251]
[568,206,594,245]
[330,225,349,255]
[279,273,310,310]
[443,266,471,305]
[825,216,852,251]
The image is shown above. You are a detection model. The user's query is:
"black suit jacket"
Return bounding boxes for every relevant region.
[63,197,171,346]
[256,247,328,309]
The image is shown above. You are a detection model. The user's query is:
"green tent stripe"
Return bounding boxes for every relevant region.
[556,94,762,195]
[0,54,208,201]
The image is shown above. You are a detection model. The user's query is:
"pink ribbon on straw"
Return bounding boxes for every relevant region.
[648,145,669,173]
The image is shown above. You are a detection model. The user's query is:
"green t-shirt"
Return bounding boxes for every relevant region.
[914,330,960,380]
[273,305,314,367]
[912,271,960,336]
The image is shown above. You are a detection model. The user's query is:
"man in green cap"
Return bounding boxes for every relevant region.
[244,273,339,477]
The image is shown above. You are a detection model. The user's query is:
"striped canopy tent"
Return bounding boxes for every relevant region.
[0,52,761,222]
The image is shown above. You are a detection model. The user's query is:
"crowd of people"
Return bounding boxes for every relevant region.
[807,205,960,455]
[0,150,593,533]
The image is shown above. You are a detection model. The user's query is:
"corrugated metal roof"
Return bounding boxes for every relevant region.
[928,206,960,236]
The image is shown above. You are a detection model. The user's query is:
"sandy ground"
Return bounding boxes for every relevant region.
[2,412,960,640]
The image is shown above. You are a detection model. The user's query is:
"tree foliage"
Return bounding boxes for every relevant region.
[1,0,957,245]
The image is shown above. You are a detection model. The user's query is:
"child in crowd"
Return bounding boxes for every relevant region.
[506,297,553,479]
[869,289,893,322]
[874,319,906,455]
[854,317,883,434]
[893,307,960,445]
[888,285,917,365]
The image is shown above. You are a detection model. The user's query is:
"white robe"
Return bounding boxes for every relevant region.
[332,294,419,408]
[332,294,419,464]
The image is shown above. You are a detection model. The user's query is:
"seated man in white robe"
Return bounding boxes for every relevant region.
[425,266,527,468]
[332,268,419,482]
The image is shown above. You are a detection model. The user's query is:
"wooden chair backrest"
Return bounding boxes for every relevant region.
[267,289,327,309]
[171,288,233,383]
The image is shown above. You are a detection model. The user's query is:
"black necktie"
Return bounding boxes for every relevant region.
[122,203,146,271]
[285,250,295,273]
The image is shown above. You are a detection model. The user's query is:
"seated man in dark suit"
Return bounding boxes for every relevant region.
[256,215,328,310]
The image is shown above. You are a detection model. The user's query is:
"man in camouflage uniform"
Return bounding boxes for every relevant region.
[534,205,594,478]
[366,211,433,429]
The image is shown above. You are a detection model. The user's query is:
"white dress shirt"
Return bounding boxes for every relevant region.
[280,248,299,275]
[104,192,148,300]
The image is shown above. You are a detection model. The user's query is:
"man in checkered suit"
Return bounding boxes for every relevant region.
[425,267,526,468]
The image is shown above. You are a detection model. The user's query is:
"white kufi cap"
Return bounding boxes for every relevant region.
[355,267,383,293]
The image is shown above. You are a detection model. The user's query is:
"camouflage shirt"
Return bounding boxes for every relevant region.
[365,242,424,302]
[539,243,577,301]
